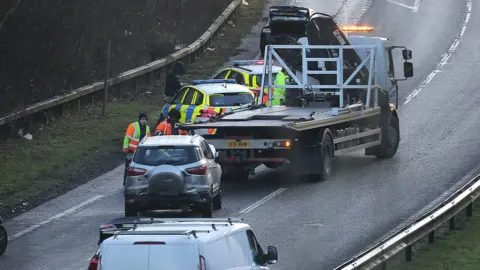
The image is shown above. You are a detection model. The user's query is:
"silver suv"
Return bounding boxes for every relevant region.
[124,135,222,218]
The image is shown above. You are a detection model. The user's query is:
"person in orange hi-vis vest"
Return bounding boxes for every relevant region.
[122,112,151,185]
[155,108,188,136]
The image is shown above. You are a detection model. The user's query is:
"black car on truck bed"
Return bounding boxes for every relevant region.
[260,5,314,56]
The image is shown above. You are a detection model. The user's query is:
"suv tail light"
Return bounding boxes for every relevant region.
[127,166,146,176]
[88,255,99,270]
[186,165,207,175]
[199,255,207,270]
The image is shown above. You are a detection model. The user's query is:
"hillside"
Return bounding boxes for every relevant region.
[0,0,230,116]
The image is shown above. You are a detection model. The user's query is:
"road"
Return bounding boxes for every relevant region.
[1,0,478,269]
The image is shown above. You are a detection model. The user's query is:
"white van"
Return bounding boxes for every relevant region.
[92,218,278,270]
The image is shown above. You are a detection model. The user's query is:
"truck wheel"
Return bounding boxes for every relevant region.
[213,185,222,210]
[309,132,333,182]
[124,202,140,217]
[0,224,7,256]
[375,116,399,158]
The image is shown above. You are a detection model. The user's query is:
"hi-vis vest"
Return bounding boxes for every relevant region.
[123,122,151,152]
[155,120,188,135]
[267,71,290,106]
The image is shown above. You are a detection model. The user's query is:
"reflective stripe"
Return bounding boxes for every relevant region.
[128,143,137,148]
[125,135,135,140]
[185,105,196,122]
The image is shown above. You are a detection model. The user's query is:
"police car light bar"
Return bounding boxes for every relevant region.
[191,79,236,85]
[232,60,265,67]
[338,25,375,32]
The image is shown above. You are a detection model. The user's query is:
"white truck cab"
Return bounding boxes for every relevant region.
[294,28,413,106]
[94,218,278,270]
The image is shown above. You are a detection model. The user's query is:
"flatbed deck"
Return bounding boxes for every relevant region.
[181,102,381,130]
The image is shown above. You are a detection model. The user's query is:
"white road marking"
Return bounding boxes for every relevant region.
[385,0,422,12]
[8,195,105,241]
[404,0,472,104]
[413,0,422,12]
[238,188,287,214]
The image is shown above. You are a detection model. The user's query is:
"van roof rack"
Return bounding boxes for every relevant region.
[135,217,243,224]
[113,229,211,239]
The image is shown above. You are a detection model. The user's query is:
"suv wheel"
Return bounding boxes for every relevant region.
[200,201,214,218]
[0,224,7,256]
[213,187,222,210]
[124,201,140,217]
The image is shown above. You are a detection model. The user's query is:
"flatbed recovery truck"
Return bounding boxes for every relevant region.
[180,13,414,182]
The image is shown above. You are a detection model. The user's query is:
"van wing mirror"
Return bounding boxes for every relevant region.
[402,49,412,60]
[264,246,278,264]
[403,62,414,78]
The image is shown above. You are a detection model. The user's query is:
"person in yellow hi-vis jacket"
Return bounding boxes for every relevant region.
[122,112,151,185]
[267,68,290,106]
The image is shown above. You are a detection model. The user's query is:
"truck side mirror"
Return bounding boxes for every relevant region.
[402,49,412,60]
[403,62,414,78]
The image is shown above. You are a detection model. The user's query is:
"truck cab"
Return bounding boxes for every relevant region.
[295,34,413,107]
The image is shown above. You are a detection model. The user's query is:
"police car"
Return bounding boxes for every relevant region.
[160,79,254,134]
[212,60,282,104]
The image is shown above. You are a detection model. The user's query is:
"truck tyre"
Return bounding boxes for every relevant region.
[213,185,222,210]
[375,116,399,159]
[309,132,333,182]
[0,224,7,256]
[124,202,140,217]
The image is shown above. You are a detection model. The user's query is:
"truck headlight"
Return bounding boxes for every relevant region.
[262,28,271,33]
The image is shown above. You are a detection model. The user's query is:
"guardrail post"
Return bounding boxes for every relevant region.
[466,202,473,217]
[448,216,455,230]
[428,230,435,244]
[405,245,412,262]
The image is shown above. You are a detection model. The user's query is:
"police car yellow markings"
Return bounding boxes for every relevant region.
[161,79,246,125]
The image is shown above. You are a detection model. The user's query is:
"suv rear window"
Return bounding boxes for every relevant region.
[256,73,279,87]
[133,146,199,166]
[209,92,253,107]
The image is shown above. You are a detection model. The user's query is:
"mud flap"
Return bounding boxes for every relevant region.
[290,144,322,175]
[365,89,391,155]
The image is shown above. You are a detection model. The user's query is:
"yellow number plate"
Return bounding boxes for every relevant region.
[226,141,252,148]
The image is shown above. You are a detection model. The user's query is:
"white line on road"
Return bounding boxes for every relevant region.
[413,0,422,12]
[8,195,106,241]
[238,188,287,214]
[404,0,472,104]
[385,0,422,12]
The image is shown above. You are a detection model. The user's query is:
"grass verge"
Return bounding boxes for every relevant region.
[0,0,267,219]
[389,201,480,270]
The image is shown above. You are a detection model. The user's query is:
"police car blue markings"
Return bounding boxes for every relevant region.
[174,104,182,114]
[162,106,169,118]
[186,105,196,122]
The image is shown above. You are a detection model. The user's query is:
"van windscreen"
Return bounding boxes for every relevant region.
[101,244,199,269]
